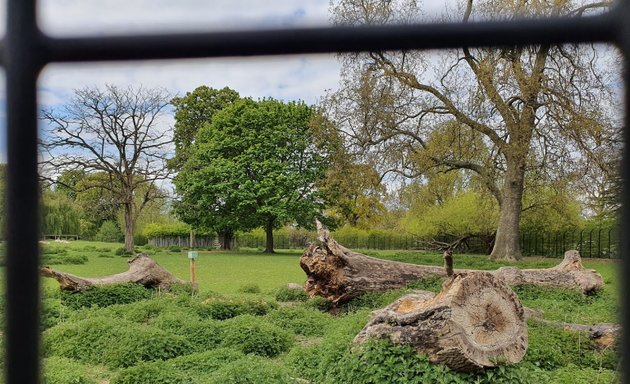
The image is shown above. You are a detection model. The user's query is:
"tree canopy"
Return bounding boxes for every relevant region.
[174,97,328,253]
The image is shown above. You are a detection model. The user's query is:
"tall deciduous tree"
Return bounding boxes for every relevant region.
[174,98,328,253]
[169,86,241,248]
[40,85,173,252]
[326,0,617,260]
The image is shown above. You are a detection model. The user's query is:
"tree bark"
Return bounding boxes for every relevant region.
[490,159,525,261]
[123,202,135,253]
[264,218,275,254]
[355,272,528,372]
[301,222,603,304]
[41,254,187,292]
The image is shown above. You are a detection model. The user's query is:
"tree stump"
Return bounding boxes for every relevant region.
[300,221,603,304]
[354,272,528,372]
[41,254,187,292]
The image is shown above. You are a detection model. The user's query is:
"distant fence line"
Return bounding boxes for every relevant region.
[234,228,620,259]
[148,235,217,248]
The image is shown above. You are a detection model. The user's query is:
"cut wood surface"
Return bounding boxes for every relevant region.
[354,272,528,372]
[41,254,186,292]
[300,221,603,304]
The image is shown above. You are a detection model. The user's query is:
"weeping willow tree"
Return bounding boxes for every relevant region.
[41,190,82,236]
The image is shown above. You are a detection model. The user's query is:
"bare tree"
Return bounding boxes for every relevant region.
[40,85,173,252]
[326,0,618,260]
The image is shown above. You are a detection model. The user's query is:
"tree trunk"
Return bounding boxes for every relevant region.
[40,254,187,292]
[264,218,275,254]
[490,160,525,261]
[218,230,234,250]
[301,221,603,304]
[123,202,135,253]
[355,272,528,372]
[189,229,195,248]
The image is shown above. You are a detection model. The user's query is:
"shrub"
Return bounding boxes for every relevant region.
[221,315,294,357]
[43,356,97,384]
[103,327,193,368]
[194,296,277,320]
[41,298,68,330]
[95,221,123,243]
[288,338,539,384]
[265,307,330,337]
[305,296,333,312]
[170,319,225,352]
[114,247,132,256]
[112,363,190,384]
[134,233,148,246]
[112,348,245,384]
[170,348,243,372]
[237,283,261,294]
[274,286,308,302]
[41,246,68,255]
[43,317,132,363]
[42,254,88,265]
[60,283,153,310]
[208,355,294,384]
[406,274,445,292]
[168,245,182,253]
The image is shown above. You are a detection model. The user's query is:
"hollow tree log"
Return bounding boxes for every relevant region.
[300,221,603,304]
[41,254,187,292]
[354,272,528,372]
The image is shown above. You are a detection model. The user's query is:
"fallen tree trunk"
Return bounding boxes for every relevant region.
[41,254,187,292]
[354,272,528,372]
[300,221,603,304]
[523,307,620,350]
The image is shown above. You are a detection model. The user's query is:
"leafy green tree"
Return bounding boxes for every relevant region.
[41,189,82,236]
[169,86,241,248]
[326,0,616,260]
[174,98,328,253]
[169,86,241,170]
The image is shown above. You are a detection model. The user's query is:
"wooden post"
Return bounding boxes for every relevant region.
[190,258,196,284]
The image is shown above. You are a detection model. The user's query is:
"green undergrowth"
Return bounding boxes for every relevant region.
[0,242,617,383]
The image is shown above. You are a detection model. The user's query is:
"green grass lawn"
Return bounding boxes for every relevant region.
[39,241,306,294]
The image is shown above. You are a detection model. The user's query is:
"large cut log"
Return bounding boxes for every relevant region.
[301,221,603,304]
[41,254,187,292]
[354,272,528,372]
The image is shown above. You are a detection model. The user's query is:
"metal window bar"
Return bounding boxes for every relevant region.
[2,1,630,383]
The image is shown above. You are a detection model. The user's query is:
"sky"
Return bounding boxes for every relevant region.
[0,0,467,163]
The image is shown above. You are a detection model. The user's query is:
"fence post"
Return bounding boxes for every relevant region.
[589,229,593,258]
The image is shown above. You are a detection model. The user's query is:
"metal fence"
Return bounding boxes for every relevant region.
[236,228,619,258]
[521,228,619,258]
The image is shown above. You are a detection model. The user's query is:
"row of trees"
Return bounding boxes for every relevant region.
[37,0,620,258]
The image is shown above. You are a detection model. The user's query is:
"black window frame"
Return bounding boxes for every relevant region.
[3,1,629,383]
